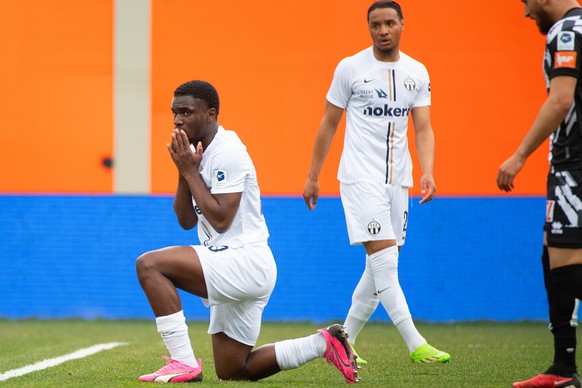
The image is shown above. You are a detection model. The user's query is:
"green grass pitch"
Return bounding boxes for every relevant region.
[0,320,578,387]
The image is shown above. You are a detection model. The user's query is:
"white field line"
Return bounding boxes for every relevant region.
[0,342,128,382]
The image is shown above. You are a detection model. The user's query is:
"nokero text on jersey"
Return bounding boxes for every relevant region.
[363,105,411,117]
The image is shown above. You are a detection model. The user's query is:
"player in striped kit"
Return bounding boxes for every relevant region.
[303,0,450,366]
[497,1,582,387]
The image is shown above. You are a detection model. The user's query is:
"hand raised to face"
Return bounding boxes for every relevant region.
[167,128,204,178]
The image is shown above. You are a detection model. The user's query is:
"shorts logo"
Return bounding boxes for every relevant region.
[546,200,555,222]
[403,77,416,91]
[214,169,227,186]
[554,51,577,69]
[551,221,563,235]
[367,220,381,235]
[558,31,575,51]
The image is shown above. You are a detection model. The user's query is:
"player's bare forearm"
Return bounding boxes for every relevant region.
[411,106,436,203]
[496,78,574,192]
[304,134,332,210]
[517,95,572,160]
[307,104,343,180]
[185,172,241,234]
[173,176,198,230]
[497,107,565,192]
[411,106,435,176]
[303,132,331,210]
[517,76,576,160]
[415,129,435,177]
[304,102,343,210]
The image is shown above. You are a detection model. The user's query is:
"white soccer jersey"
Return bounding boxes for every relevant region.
[192,126,269,248]
[327,47,431,187]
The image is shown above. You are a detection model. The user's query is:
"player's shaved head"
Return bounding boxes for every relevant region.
[174,80,220,117]
[367,0,403,21]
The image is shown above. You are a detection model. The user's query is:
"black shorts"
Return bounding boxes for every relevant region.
[545,169,582,248]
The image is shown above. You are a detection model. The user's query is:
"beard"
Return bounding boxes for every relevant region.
[536,12,554,35]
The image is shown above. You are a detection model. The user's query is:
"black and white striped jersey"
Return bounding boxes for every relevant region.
[544,7,582,170]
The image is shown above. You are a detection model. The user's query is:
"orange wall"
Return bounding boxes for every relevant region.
[0,1,113,193]
[0,1,556,195]
[150,0,549,196]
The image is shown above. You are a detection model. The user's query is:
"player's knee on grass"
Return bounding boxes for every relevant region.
[214,360,263,382]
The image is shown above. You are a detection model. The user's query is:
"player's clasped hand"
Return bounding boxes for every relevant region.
[167,128,203,177]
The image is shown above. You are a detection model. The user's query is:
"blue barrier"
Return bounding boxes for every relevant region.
[0,195,547,322]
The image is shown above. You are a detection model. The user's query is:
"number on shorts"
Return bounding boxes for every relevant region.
[403,210,408,232]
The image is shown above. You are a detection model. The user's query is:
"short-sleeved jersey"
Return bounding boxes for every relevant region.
[544,7,582,170]
[327,47,431,187]
[192,126,269,248]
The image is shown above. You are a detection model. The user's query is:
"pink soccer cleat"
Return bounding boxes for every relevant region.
[138,356,203,383]
[318,324,359,383]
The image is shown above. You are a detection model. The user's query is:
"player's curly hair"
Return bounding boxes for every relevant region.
[174,80,220,116]
[367,0,403,21]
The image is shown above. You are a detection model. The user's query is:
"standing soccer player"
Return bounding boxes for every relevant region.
[497,1,582,387]
[136,80,359,383]
[303,0,450,365]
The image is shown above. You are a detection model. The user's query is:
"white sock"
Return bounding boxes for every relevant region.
[344,316,367,346]
[368,246,426,352]
[156,310,198,367]
[395,318,426,353]
[274,333,326,370]
[344,254,379,344]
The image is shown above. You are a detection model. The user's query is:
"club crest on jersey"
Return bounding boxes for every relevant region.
[367,220,381,235]
[403,77,416,91]
[558,31,575,51]
[213,169,228,187]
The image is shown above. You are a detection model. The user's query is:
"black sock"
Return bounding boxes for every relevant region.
[551,264,582,299]
[546,325,578,376]
[542,246,578,376]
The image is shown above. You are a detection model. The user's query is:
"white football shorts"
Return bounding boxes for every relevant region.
[193,243,277,346]
[340,181,409,246]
